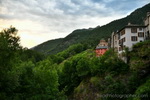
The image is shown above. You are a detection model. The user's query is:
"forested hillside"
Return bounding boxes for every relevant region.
[33,3,150,55]
[32,38,63,54]
[69,41,150,100]
[1,3,150,100]
[0,27,149,100]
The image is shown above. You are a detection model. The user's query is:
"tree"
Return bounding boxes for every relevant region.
[76,57,90,78]
[33,59,59,100]
[0,26,22,99]
[59,57,81,95]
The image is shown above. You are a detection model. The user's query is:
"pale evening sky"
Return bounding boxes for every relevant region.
[0,0,149,48]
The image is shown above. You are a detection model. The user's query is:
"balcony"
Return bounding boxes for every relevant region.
[119,40,123,46]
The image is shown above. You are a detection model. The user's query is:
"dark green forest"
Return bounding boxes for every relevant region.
[1,3,150,100]
[0,26,150,100]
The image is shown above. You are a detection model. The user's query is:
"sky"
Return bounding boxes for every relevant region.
[0,0,149,48]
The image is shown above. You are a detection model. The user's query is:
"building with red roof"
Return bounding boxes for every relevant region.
[95,39,108,57]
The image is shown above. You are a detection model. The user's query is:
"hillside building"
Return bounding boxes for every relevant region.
[96,12,150,61]
[144,12,150,40]
[95,39,108,57]
[110,31,119,52]
[117,23,146,62]
[118,23,146,54]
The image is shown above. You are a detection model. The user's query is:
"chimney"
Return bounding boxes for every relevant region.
[147,12,150,16]
[128,22,131,25]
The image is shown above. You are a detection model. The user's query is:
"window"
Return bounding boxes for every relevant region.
[123,37,126,42]
[131,28,137,33]
[119,40,121,44]
[119,47,122,51]
[118,34,121,39]
[147,31,150,37]
[138,32,144,37]
[131,36,137,41]
[139,28,142,30]
[121,29,125,35]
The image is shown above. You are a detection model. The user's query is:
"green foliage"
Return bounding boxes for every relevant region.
[0,26,21,99]
[90,76,101,87]
[98,74,127,99]
[0,26,21,67]
[59,57,81,95]
[90,49,129,76]
[57,43,85,59]
[127,72,141,94]
[20,49,45,63]
[49,55,64,64]
[33,38,63,54]
[58,48,130,98]
[33,60,59,99]
[76,57,90,78]
[58,49,95,95]
[1,3,150,99]
[14,61,35,99]
[133,78,150,100]
[130,40,150,71]
[0,27,66,100]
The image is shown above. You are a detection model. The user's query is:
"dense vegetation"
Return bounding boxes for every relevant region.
[1,3,150,100]
[32,38,63,54]
[33,3,150,55]
[0,26,150,100]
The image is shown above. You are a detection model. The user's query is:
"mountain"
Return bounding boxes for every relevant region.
[33,3,150,55]
[32,38,63,53]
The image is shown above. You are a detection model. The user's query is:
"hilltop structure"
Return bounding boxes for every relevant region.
[145,12,150,40]
[96,12,150,59]
[95,39,108,57]
[108,12,150,62]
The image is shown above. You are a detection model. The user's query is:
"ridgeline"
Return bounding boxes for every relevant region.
[33,3,150,55]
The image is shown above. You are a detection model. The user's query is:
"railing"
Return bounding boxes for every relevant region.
[119,40,123,46]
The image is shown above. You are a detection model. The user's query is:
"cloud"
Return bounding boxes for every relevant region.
[0,0,149,48]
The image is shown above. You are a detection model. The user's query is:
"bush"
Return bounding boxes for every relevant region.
[76,57,90,78]
[133,78,150,100]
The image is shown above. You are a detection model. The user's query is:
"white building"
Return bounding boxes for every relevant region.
[118,23,146,54]
[111,31,119,52]
[109,12,150,63]
[144,12,150,40]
